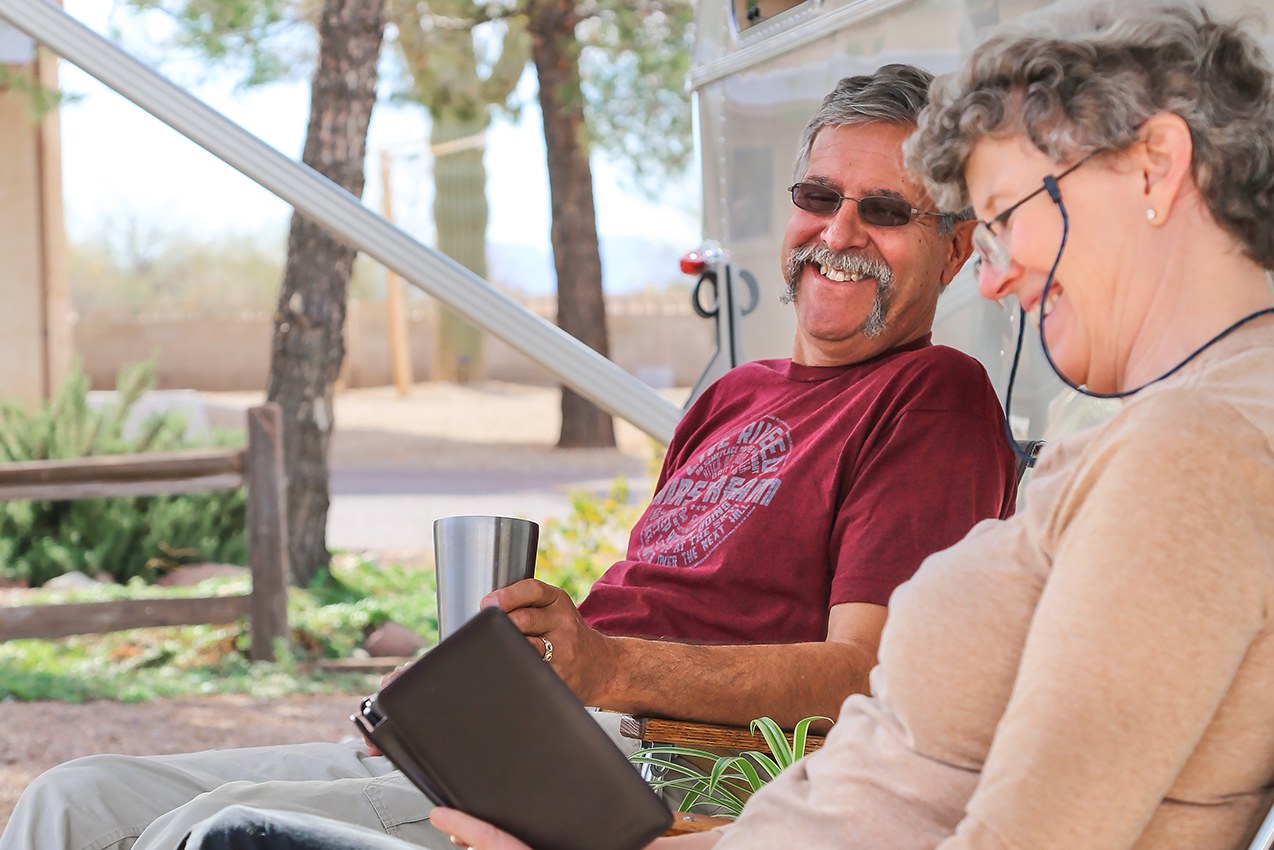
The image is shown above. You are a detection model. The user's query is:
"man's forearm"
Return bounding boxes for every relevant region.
[589,637,873,728]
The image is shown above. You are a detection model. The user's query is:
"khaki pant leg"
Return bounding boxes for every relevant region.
[141,714,640,850]
[0,741,396,850]
[3,712,651,850]
[135,773,452,850]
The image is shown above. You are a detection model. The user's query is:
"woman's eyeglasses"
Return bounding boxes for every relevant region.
[972,151,1100,275]
[788,182,948,228]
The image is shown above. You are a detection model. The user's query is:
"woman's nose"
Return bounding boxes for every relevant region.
[977,256,1021,302]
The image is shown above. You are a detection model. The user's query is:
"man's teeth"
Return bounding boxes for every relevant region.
[819,263,864,282]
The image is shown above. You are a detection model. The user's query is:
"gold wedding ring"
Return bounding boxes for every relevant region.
[540,636,554,663]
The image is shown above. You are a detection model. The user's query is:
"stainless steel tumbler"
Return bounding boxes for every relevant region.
[433,515,539,640]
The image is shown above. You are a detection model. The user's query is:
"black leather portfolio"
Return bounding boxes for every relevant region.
[352,606,673,850]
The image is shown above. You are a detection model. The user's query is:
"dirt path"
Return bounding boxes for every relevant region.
[204,381,682,465]
[0,693,364,830]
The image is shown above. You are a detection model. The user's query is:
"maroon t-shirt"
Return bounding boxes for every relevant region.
[578,335,1017,645]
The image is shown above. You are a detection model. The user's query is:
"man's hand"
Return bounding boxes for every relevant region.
[362,660,415,757]
[480,584,884,725]
[480,579,614,705]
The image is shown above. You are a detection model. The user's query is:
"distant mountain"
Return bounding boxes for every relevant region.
[487,236,694,295]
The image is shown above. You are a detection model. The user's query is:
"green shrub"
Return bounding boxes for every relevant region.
[0,623,381,702]
[294,555,439,656]
[0,574,363,701]
[0,566,422,702]
[535,477,646,604]
[0,361,246,586]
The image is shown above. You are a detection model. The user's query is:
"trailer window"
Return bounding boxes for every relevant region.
[733,0,810,31]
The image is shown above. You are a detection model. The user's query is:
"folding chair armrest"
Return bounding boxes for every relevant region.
[619,715,827,755]
[1014,439,1045,485]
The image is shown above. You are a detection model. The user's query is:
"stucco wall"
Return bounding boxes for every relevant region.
[74,295,719,392]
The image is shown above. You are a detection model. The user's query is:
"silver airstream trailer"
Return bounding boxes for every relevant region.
[686,0,1273,441]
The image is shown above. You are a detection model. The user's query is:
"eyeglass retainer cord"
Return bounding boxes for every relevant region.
[1001,174,1274,468]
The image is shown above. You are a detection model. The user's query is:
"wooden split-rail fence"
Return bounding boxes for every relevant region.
[0,403,289,661]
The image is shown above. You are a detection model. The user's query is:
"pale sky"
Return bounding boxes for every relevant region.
[54,1,701,264]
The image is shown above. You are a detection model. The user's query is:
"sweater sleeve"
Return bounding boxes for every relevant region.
[939,393,1272,849]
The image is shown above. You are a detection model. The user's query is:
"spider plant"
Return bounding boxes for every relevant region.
[627,715,830,817]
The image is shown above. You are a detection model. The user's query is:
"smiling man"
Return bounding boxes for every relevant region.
[494,65,1018,734]
[2,65,1018,850]
[781,119,974,365]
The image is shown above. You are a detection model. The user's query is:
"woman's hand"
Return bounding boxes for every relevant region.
[431,809,718,850]
[431,808,535,850]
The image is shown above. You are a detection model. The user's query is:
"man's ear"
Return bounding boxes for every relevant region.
[939,218,976,285]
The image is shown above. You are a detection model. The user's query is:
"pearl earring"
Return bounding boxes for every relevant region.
[1145,209,1158,223]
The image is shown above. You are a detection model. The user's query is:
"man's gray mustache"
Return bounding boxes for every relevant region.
[782,245,893,305]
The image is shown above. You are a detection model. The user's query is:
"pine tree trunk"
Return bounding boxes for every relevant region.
[266,0,386,585]
[527,0,616,449]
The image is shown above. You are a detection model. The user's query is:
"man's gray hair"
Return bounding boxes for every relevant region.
[907,0,1274,267]
[794,64,968,234]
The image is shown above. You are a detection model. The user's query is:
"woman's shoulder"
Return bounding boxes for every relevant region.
[1055,381,1274,503]
[1122,372,1273,454]
[1019,383,1274,607]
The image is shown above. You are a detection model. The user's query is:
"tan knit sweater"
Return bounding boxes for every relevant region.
[715,318,1274,850]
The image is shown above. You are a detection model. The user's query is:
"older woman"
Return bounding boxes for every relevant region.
[185,2,1274,849]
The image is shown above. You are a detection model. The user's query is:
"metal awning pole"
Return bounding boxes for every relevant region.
[0,0,680,443]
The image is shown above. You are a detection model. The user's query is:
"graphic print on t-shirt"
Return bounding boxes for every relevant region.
[635,415,792,567]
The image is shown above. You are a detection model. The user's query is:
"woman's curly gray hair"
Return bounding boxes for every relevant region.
[906,0,1274,267]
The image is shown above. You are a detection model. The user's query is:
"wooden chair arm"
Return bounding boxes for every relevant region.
[619,715,826,755]
[665,811,732,835]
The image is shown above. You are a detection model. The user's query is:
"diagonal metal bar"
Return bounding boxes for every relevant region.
[0,0,681,443]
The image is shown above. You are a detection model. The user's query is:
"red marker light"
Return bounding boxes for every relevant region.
[680,250,707,276]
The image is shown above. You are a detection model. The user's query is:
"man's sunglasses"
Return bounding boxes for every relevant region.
[788,182,948,227]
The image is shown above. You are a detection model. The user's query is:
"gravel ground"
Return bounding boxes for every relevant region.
[1,382,681,830]
[0,694,362,830]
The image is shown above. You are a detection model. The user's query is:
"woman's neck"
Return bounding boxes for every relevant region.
[1120,214,1274,391]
